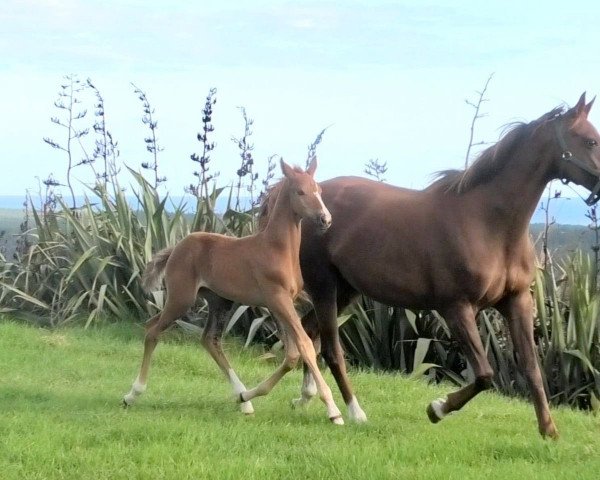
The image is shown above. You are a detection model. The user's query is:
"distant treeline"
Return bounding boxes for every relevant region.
[529,223,598,261]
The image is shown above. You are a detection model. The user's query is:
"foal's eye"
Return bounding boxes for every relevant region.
[297,190,306,196]
[586,139,598,147]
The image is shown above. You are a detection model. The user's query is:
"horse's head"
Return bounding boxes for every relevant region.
[554,92,600,205]
[280,157,332,231]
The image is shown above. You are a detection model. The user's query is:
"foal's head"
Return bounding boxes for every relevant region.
[551,93,600,204]
[280,157,332,230]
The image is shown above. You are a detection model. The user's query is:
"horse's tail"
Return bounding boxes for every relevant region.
[142,247,174,292]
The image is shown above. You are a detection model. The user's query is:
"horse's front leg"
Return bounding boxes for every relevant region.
[497,292,558,439]
[426,302,494,422]
[298,287,367,423]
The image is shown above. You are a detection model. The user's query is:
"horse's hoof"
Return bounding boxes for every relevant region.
[541,425,559,440]
[426,398,446,423]
[240,401,255,415]
[348,400,368,423]
[330,415,345,425]
[122,397,132,408]
[349,410,368,423]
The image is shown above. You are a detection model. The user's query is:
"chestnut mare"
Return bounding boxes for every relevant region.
[123,158,346,424]
[276,94,600,438]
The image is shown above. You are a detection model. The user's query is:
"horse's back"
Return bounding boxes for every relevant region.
[302,176,534,309]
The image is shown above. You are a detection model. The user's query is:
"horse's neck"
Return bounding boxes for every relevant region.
[467,141,554,235]
[262,181,301,252]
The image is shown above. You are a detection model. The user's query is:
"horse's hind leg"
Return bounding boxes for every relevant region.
[200,292,254,414]
[426,302,494,422]
[498,292,558,439]
[123,286,196,406]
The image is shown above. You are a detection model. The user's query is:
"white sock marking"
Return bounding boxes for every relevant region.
[431,398,446,419]
[123,378,146,405]
[228,369,254,414]
[347,396,368,423]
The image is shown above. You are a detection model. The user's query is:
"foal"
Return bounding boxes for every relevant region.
[123,158,344,423]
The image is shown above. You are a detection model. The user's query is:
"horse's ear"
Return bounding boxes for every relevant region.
[280,158,295,179]
[585,96,596,116]
[574,92,587,116]
[306,156,317,176]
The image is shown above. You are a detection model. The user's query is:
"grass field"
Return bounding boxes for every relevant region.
[0,321,599,480]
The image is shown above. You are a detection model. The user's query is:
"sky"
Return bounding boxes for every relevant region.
[2,0,600,214]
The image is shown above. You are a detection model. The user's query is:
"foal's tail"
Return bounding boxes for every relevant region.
[141,247,174,292]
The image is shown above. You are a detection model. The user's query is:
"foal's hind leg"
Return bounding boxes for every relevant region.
[200,292,254,415]
[497,292,558,439]
[123,286,196,406]
[426,303,494,422]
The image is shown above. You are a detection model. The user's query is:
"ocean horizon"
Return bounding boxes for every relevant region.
[0,194,595,226]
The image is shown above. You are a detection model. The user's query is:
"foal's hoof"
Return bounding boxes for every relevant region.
[122,396,133,408]
[291,397,308,409]
[330,415,345,426]
[426,398,447,423]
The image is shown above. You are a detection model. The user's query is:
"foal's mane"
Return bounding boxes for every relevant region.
[257,165,304,230]
[429,106,565,194]
[257,181,283,230]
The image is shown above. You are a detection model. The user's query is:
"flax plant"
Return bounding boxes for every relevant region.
[43,74,90,209]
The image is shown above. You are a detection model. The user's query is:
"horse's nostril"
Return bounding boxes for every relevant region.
[320,214,331,227]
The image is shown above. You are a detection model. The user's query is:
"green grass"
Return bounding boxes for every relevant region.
[0,321,599,480]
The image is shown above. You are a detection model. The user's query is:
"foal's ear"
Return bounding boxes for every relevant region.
[306,156,318,176]
[280,158,295,179]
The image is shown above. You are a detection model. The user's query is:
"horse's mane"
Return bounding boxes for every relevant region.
[429,106,565,194]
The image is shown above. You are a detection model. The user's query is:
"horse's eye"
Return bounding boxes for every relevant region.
[586,139,598,147]
[297,190,306,196]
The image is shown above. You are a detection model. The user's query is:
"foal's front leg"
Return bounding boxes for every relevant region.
[238,327,301,402]
[291,310,320,408]
[251,294,343,424]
